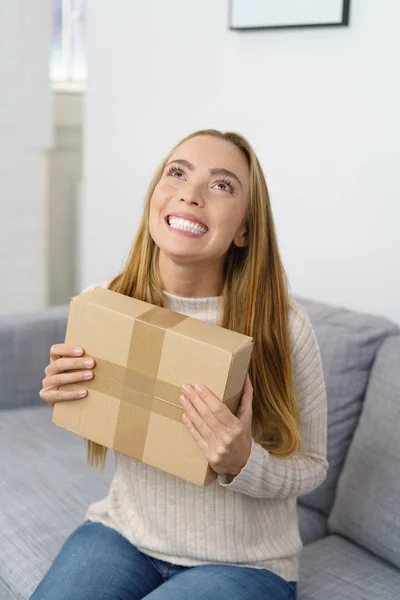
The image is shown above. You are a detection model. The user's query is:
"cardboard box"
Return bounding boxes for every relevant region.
[53,287,253,486]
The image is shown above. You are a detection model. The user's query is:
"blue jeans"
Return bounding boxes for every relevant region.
[31,520,297,600]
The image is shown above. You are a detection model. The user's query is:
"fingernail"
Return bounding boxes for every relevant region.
[194,384,204,393]
[83,371,93,379]
[78,389,87,397]
[181,384,192,393]
[84,359,94,367]
[72,347,83,355]
[180,395,189,405]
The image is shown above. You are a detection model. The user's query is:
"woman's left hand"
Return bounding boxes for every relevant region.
[180,374,254,478]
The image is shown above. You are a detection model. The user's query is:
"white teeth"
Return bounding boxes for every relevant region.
[168,217,207,235]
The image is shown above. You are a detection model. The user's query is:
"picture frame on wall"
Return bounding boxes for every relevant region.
[229,0,351,31]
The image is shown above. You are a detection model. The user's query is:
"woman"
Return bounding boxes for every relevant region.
[33,129,328,600]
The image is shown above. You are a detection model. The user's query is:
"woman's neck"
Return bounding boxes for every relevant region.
[158,252,224,298]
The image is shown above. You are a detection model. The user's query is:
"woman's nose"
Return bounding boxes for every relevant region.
[179,187,205,207]
[180,196,200,206]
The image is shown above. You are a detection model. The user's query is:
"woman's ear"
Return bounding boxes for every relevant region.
[233,224,248,248]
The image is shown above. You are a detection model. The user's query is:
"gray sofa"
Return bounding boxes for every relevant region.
[1,297,399,599]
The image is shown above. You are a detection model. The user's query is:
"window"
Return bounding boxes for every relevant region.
[51,0,86,82]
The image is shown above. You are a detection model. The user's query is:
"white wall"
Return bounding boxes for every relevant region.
[0,0,52,314]
[83,0,400,324]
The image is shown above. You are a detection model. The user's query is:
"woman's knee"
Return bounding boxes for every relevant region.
[30,521,157,600]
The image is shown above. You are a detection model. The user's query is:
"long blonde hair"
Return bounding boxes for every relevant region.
[87,129,302,470]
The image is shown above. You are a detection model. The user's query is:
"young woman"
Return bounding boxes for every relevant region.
[33,129,328,600]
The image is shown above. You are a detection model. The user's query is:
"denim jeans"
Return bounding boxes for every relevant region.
[31,520,297,600]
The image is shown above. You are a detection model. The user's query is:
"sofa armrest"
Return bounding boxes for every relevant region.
[0,305,69,411]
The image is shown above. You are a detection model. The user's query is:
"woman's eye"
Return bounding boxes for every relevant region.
[167,167,184,179]
[214,181,233,194]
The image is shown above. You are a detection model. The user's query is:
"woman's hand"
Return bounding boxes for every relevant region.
[40,344,95,406]
[180,374,253,478]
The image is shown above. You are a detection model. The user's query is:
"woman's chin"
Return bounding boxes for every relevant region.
[158,244,205,264]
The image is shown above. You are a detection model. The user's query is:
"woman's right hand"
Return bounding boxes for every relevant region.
[40,344,95,406]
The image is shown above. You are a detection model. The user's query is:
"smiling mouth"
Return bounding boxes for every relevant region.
[165,216,208,235]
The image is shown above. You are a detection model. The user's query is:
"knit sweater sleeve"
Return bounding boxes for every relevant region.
[218,301,328,499]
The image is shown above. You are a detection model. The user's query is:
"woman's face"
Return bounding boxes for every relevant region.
[149,135,250,265]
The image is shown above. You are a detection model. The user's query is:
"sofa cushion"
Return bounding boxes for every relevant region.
[328,336,400,568]
[0,405,113,600]
[0,577,18,600]
[295,296,399,515]
[297,504,328,546]
[299,535,400,600]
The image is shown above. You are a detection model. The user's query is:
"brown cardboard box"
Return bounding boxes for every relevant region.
[53,287,253,486]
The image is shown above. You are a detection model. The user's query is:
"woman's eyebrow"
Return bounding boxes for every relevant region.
[209,167,242,189]
[166,159,195,171]
[166,159,243,189]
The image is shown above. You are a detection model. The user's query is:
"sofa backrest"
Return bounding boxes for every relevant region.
[328,335,400,568]
[0,306,69,411]
[295,296,399,515]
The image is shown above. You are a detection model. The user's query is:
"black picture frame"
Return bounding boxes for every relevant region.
[229,0,351,31]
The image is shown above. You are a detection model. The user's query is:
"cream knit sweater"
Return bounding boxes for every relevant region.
[84,282,328,582]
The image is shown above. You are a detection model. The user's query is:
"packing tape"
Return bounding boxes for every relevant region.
[83,355,242,421]
[115,307,186,456]
[112,396,184,460]
[83,368,241,419]
[85,356,125,385]
[137,306,188,329]
[126,306,187,374]
[84,357,184,414]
